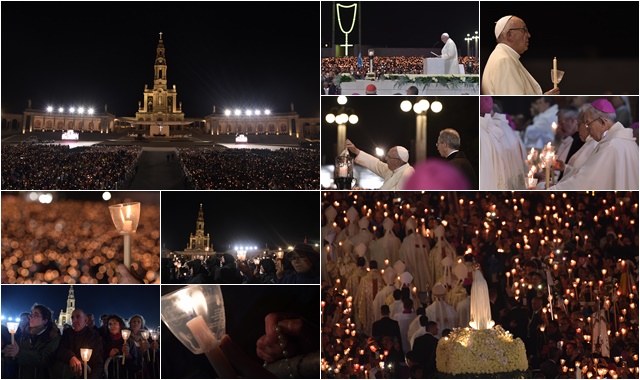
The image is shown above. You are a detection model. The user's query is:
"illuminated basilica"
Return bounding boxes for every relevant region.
[3,33,319,139]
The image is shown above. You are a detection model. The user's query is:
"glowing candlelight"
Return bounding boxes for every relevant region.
[121,329,131,365]
[6,322,18,344]
[80,348,93,380]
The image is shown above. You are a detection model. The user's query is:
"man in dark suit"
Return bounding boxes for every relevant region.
[411,321,439,377]
[371,304,402,344]
[436,128,478,189]
[322,80,339,95]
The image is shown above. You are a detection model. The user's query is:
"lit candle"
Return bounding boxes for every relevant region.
[7,322,18,344]
[121,329,130,365]
[141,330,151,361]
[553,57,558,89]
[150,331,158,363]
[80,348,93,380]
[338,165,348,178]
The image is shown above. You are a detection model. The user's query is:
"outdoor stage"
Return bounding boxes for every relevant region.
[337,74,479,95]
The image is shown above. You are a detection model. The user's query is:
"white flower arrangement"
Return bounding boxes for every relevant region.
[436,326,528,375]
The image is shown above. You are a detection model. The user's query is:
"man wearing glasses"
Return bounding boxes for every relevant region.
[548,99,639,190]
[345,139,415,190]
[481,15,560,95]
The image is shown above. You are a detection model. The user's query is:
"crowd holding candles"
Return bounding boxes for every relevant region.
[321,191,638,378]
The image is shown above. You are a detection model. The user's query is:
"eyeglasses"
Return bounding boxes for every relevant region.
[29,313,42,319]
[509,27,529,34]
[584,117,601,128]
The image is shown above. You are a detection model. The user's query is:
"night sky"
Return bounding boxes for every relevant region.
[321,96,480,168]
[321,1,479,50]
[1,285,160,329]
[1,2,319,118]
[161,191,319,252]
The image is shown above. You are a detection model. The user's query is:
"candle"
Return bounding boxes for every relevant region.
[150,331,159,363]
[80,348,93,380]
[121,329,130,365]
[7,322,19,344]
[553,57,558,89]
[338,165,348,178]
[140,330,151,361]
[123,220,133,232]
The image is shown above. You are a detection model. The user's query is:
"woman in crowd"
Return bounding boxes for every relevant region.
[2,304,61,378]
[102,314,141,378]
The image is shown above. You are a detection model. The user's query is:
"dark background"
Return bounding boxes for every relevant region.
[160,285,319,379]
[1,2,320,118]
[161,191,319,252]
[321,1,480,51]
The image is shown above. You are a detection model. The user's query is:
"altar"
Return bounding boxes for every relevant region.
[423,58,466,75]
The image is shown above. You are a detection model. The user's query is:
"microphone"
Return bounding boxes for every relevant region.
[432,40,443,48]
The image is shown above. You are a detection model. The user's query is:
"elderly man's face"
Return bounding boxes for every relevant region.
[505,17,530,54]
[585,109,607,141]
[577,112,590,142]
[385,147,404,171]
[557,113,577,138]
[71,310,87,332]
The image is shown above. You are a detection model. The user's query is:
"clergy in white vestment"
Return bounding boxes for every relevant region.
[409,315,428,349]
[349,218,373,258]
[490,102,527,189]
[355,260,384,335]
[372,267,397,322]
[480,113,508,189]
[428,225,456,287]
[523,97,558,150]
[336,206,360,245]
[424,283,458,338]
[345,247,368,299]
[456,287,471,328]
[322,205,340,244]
[345,139,415,190]
[439,33,459,74]
[396,298,416,354]
[406,307,426,346]
[369,217,402,266]
[399,217,432,292]
[549,99,639,190]
[553,106,585,183]
[554,109,598,182]
[481,15,559,96]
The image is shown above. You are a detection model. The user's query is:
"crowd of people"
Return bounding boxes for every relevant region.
[177,147,319,190]
[1,194,160,284]
[162,243,320,285]
[321,191,639,378]
[1,307,159,379]
[1,144,141,190]
[321,55,480,94]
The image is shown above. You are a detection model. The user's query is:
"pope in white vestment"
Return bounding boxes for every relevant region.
[346,140,415,190]
[440,33,459,74]
[482,43,542,95]
[550,122,639,190]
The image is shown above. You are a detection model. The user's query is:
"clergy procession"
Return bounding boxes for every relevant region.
[321,191,639,378]
[480,96,639,190]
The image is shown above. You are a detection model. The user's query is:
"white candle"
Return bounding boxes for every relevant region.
[553,57,558,89]
[121,329,130,365]
[123,220,133,232]
[123,234,131,269]
[186,315,236,379]
[338,165,348,178]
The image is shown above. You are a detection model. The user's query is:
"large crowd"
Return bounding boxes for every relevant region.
[321,55,480,92]
[162,243,320,285]
[321,191,639,378]
[177,147,320,190]
[1,144,141,190]
[1,194,160,284]
[2,307,159,379]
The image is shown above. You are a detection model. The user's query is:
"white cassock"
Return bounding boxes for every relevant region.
[355,151,415,190]
[349,220,373,259]
[550,122,639,190]
[396,312,415,353]
[523,104,558,150]
[456,295,471,329]
[428,230,456,287]
[492,112,527,189]
[425,298,458,338]
[561,136,597,181]
[399,232,432,292]
[481,43,543,95]
[409,326,426,349]
[406,315,423,346]
[480,114,509,189]
[441,38,459,74]
[369,231,402,268]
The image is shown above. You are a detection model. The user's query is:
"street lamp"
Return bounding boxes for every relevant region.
[472,31,479,59]
[465,34,472,57]
[400,98,443,163]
